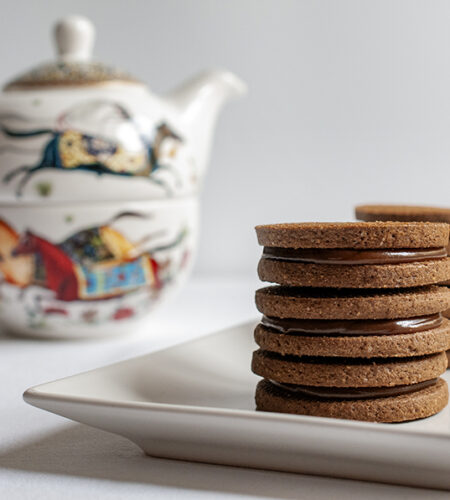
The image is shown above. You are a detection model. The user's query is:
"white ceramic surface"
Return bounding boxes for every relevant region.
[0,16,246,202]
[24,320,450,490]
[0,198,197,338]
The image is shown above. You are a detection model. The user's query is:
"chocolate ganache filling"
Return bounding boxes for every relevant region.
[262,246,447,265]
[269,379,439,400]
[261,314,443,336]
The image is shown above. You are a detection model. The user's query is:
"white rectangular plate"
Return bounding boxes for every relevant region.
[24,321,450,490]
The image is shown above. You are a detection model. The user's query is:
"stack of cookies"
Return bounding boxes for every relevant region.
[252,222,450,422]
[355,204,450,363]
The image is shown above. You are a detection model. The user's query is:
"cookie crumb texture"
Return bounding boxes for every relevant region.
[255,378,448,423]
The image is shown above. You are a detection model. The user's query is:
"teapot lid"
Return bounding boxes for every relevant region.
[4,15,142,91]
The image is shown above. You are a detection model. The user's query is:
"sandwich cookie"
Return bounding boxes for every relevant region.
[256,222,450,288]
[255,286,450,358]
[252,352,448,422]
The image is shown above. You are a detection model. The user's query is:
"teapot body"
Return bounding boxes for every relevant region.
[0,197,198,338]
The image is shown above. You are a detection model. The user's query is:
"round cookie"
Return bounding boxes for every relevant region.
[251,349,447,387]
[258,257,450,289]
[355,204,450,223]
[254,320,450,358]
[256,286,450,320]
[255,378,448,423]
[255,222,449,249]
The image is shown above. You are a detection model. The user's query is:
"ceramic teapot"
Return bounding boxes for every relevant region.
[0,16,245,338]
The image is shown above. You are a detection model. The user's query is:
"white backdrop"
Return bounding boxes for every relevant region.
[0,0,449,276]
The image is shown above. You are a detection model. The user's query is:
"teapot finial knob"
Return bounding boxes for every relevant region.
[54,15,95,62]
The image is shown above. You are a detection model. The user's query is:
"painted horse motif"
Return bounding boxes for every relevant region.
[0,100,183,196]
[12,230,162,301]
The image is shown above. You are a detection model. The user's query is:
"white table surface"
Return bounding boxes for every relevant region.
[0,275,448,500]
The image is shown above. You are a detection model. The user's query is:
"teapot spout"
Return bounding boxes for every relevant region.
[166,69,247,172]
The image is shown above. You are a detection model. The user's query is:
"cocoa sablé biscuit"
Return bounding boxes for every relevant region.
[254,319,450,358]
[252,350,447,387]
[255,378,448,423]
[255,286,450,320]
[258,257,450,289]
[252,221,450,422]
[255,221,449,249]
[355,204,450,224]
